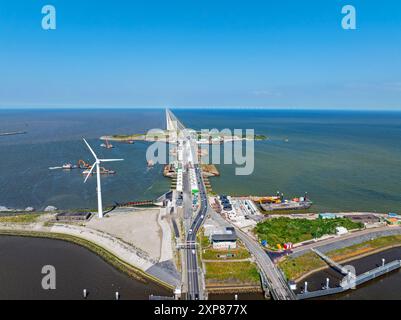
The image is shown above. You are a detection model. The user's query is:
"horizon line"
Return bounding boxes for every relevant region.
[1,105,401,112]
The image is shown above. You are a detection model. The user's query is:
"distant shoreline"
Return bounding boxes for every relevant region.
[1,107,401,112]
[0,131,27,137]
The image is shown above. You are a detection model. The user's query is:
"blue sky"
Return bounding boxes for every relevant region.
[0,0,400,109]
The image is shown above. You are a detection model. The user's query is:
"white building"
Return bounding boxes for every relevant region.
[211,227,237,249]
[336,226,348,235]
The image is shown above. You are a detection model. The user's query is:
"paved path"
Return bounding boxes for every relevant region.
[290,226,401,258]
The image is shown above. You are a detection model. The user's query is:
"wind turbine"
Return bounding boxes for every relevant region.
[83,138,123,218]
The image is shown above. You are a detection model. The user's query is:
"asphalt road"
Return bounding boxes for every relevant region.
[290,226,401,258]
[186,164,208,300]
[208,208,295,300]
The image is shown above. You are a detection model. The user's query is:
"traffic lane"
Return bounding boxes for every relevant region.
[186,250,193,295]
[235,229,291,299]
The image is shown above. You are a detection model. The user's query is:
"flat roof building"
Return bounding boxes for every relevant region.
[211,227,238,249]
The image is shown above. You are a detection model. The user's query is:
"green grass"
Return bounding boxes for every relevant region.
[255,217,363,246]
[202,245,251,260]
[111,133,145,140]
[253,134,267,140]
[200,230,258,286]
[200,234,211,247]
[278,252,325,280]
[0,214,41,223]
[328,235,401,261]
[278,235,401,280]
[205,261,260,284]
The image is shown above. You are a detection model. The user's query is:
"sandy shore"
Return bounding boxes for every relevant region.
[86,208,163,261]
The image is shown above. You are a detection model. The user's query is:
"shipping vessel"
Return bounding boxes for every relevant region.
[100,139,113,149]
[82,167,116,175]
[259,192,312,211]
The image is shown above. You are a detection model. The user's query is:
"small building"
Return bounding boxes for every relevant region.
[211,228,237,249]
[319,213,337,219]
[55,211,91,221]
[335,226,348,235]
[212,234,237,249]
[348,214,380,224]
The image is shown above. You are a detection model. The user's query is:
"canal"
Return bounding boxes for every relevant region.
[0,236,171,300]
[296,247,401,300]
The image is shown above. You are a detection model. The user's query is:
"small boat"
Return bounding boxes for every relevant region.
[82,167,116,175]
[147,160,154,167]
[62,163,77,170]
[100,139,113,149]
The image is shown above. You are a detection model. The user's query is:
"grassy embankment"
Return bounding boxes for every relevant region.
[205,262,260,283]
[199,233,260,291]
[110,133,145,140]
[0,214,41,223]
[279,235,401,281]
[255,217,363,248]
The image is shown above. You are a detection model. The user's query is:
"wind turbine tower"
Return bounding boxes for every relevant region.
[83,138,123,218]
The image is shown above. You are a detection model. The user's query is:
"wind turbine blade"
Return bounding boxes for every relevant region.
[84,162,96,183]
[83,138,98,160]
[99,159,124,162]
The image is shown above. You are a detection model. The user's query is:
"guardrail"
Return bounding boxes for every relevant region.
[296,259,401,300]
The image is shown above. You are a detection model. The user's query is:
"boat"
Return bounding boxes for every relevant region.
[100,139,113,149]
[147,160,154,167]
[62,163,77,170]
[82,167,116,175]
[260,200,312,211]
[259,193,312,211]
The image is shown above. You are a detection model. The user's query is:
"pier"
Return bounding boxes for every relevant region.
[311,248,349,275]
[296,258,401,300]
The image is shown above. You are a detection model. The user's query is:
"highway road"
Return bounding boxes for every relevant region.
[167,108,293,300]
[208,208,295,300]
[166,109,207,299]
[186,164,208,300]
[166,109,294,300]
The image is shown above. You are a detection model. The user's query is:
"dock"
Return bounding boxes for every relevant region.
[311,248,349,275]
[296,258,401,300]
